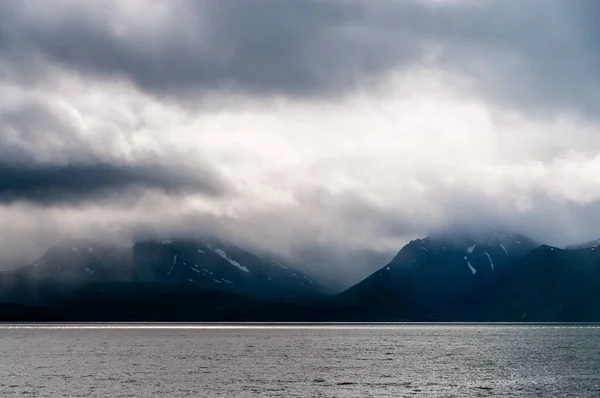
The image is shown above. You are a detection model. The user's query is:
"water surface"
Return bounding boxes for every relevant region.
[1,324,599,397]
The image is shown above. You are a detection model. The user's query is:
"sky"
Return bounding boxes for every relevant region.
[1,0,600,284]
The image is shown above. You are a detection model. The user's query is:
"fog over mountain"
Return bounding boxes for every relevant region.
[1,0,600,285]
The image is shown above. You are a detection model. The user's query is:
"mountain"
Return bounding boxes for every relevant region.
[0,238,328,310]
[333,231,540,320]
[485,245,600,321]
[332,231,600,322]
[4,230,600,322]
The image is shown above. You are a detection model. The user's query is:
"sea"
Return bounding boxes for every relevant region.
[0,324,599,397]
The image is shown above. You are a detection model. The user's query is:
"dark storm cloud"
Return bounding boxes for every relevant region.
[0,160,226,206]
[435,0,600,117]
[1,0,598,115]
[0,0,422,98]
[0,100,228,206]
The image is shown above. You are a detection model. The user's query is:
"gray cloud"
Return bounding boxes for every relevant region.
[0,160,225,206]
[0,100,92,163]
[0,99,229,206]
[0,173,599,286]
[134,186,600,285]
[1,1,598,116]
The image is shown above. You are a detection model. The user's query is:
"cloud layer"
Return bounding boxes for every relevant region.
[0,161,225,205]
[1,0,600,284]
[3,0,599,114]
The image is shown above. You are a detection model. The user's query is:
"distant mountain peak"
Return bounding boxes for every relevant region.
[565,238,600,250]
[402,230,538,262]
[14,237,329,300]
[338,229,543,316]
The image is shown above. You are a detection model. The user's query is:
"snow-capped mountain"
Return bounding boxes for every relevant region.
[329,231,600,322]
[334,231,539,320]
[392,230,536,277]
[13,238,326,300]
[6,230,600,322]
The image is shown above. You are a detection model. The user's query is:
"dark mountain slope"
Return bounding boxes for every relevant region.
[1,238,328,311]
[333,231,538,320]
[485,245,600,321]
[4,231,600,322]
[329,233,600,322]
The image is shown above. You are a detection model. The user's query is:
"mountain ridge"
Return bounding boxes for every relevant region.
[1,237,330,309]
[2,230,600,322]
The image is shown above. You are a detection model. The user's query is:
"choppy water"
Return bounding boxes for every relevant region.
[1,324,600,397]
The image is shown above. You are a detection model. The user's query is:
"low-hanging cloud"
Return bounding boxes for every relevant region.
[0,160,226,206]
[0,97,230,206]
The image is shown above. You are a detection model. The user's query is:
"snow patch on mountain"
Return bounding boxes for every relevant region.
[467,244,476,254]
[167,254,177,276]
[500,244,508,255]
[484,252,494,271]
[212,248,250,273]
[464,256,476,275]
[272,260,288,269]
